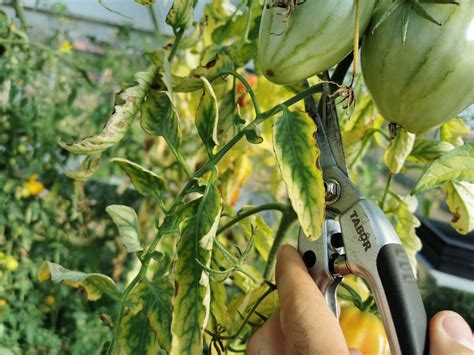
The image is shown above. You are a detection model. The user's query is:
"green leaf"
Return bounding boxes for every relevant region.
[407,139,454,164]
[444,181,474,235]
[273,108,325,239]
[171,183,222,354]
[412,143,474,194]
[106,205,143,253]
[196,77,219,157]
[141,90,182,154]
[116,280,173,354]
[38,262,120,301]
[440,118,470,147]
[166,0,194,31]
[384,127,416,174]
[58,66,158,155]
[111,158,166,200]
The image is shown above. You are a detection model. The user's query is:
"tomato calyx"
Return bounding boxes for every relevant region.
[371,0,459,43]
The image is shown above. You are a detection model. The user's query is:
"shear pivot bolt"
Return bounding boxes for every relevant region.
[324,179,340,204]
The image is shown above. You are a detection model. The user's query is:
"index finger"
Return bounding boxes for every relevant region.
[275,244,349,354]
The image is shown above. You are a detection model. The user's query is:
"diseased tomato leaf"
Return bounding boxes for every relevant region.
[273,107,325,239]
[444,181,474,235]
[407,139,454,164]
[171,183,221,354]
[412,143,474,194]
[58,66,158,155]
[440,118,470,147]
[38,262,120,301]
[384,127,415,174]
[166,0,194,31]
[115,280,173,354]
[195,77,219,157]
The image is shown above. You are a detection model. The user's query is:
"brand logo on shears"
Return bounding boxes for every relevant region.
[350,210,372,251]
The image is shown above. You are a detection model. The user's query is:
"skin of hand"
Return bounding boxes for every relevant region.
[247,245,474,355]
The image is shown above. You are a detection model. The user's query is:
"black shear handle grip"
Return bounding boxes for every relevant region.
[376,244,428,355]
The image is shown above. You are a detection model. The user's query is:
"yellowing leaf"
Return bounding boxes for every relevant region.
[444,181,474,235]
[273,108,325,239]
[166,0,194,31]
[440,118,470,147]
[238,207,273,262]
[171,183,221,354]
[196,77,219,157]
[343,95,377,144]
[116,280,173,354]
[111,158,166,200]
[412,143,474,194]
[106,205,143,253]
[38,262,120,301]
[65,154,101,182]
[384,127,415,174]
[59,66,158,155]
[141,90,182,155]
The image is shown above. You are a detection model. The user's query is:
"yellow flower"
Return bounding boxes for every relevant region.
[58,41,73,53]
[24,175,45,197]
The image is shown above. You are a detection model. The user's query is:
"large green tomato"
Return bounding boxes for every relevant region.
[361,1,474,134]
[258,0,376,84]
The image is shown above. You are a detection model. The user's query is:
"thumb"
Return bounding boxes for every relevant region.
[429,311,474,355]
[275,245,349,354]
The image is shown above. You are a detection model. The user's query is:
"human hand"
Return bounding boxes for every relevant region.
[248,245,474,355]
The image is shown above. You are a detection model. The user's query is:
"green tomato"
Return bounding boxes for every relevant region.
[5,256,18,271]
[361,1,474,134]
[258,0,376,84]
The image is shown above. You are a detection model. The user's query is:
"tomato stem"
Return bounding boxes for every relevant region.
[351,0,360,85]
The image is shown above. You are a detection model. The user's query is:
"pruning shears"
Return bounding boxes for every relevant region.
[297,80,427,355]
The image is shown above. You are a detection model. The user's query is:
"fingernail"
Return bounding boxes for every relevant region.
[442,312,474,351]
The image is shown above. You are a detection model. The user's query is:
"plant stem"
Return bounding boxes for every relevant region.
[217,203,286,235]
[263,207,297,279]
[148,5,161,35]
[380,174,393,210]
[221,69,261,116]
[12,0,28,33]
[352,0,360,81]
[168,28,184,62]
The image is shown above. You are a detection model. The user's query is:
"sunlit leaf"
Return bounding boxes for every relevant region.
[216,91,238,145]
[407,139,454,164]
[116,280,173,354]
[273,108,325,239]
[343,95,377,144]
[171,183,222,354]
[106,205,143,253]
[440,118,470,147]
[58,66,158,155]
[166,0,194,31]
[225,154,253,206]
[384,127,415,174]
[111,158,166,200]
[412,143,474,194]
[444,181,474,235]
[38,262,120,301]
[196,77,219,156]
[141,90,182,154]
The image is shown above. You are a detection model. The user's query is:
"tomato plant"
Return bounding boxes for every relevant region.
[2,1,473,354]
